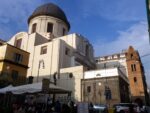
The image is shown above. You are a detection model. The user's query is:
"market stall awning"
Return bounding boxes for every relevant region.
[0,82,71,94]
[0,85,13,94]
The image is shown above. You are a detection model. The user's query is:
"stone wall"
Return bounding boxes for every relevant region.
[81,76,129,106]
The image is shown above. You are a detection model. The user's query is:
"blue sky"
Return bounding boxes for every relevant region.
[0,0,150,86]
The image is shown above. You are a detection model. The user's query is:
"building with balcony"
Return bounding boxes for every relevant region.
[0,43,29,87]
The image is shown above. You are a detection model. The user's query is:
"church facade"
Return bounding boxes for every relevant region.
[8,3,95,80]
[6,3,95,101]
[0,3,149,104]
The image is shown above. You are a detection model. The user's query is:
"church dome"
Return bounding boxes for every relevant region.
[28,3,70,29]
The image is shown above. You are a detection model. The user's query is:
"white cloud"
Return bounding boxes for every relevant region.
[0,1,37,23]
[94,21,150,86]
[0,0,47,40]
[94,21,150,56]
[0,0,60,40]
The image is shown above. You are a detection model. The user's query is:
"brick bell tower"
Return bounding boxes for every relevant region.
[126,46,149,105]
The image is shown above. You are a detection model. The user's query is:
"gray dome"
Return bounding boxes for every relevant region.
[28,3,70,29]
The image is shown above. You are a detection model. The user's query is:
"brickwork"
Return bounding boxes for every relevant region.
[81,76,130,106]
[126,46,148,104]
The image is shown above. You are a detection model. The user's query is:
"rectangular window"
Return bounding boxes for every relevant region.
[40,46,47,55]
[47,23,53,33]
[65,48,70,55]
[85,45,89,56]
[15,38,22,48]
[32,23,37,33]
[11,70,19,80]
[13,53,23,63]
[134,77,137,83]
[87,86,91,93]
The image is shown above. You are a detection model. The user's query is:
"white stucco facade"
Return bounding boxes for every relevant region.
[57,66,85,101]
[8,32,95,81]
[28,16,69,38]
[6,3,96,102]
[95,53,129,77]
[84,68,129,83]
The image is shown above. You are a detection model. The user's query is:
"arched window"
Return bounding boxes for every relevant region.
[47,23,53,33]
[131,64,136,72]
[31,23,37,33]
[62,28,66,36]
[131,54,133,59]
[15,38,22,48]
[134,77,137,83]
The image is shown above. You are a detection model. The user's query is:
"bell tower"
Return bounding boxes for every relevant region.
[126,46,149,104]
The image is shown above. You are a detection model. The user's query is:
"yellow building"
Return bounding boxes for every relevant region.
[0,43,29,87]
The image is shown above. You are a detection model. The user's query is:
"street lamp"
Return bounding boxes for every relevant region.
[98,82,102,104]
